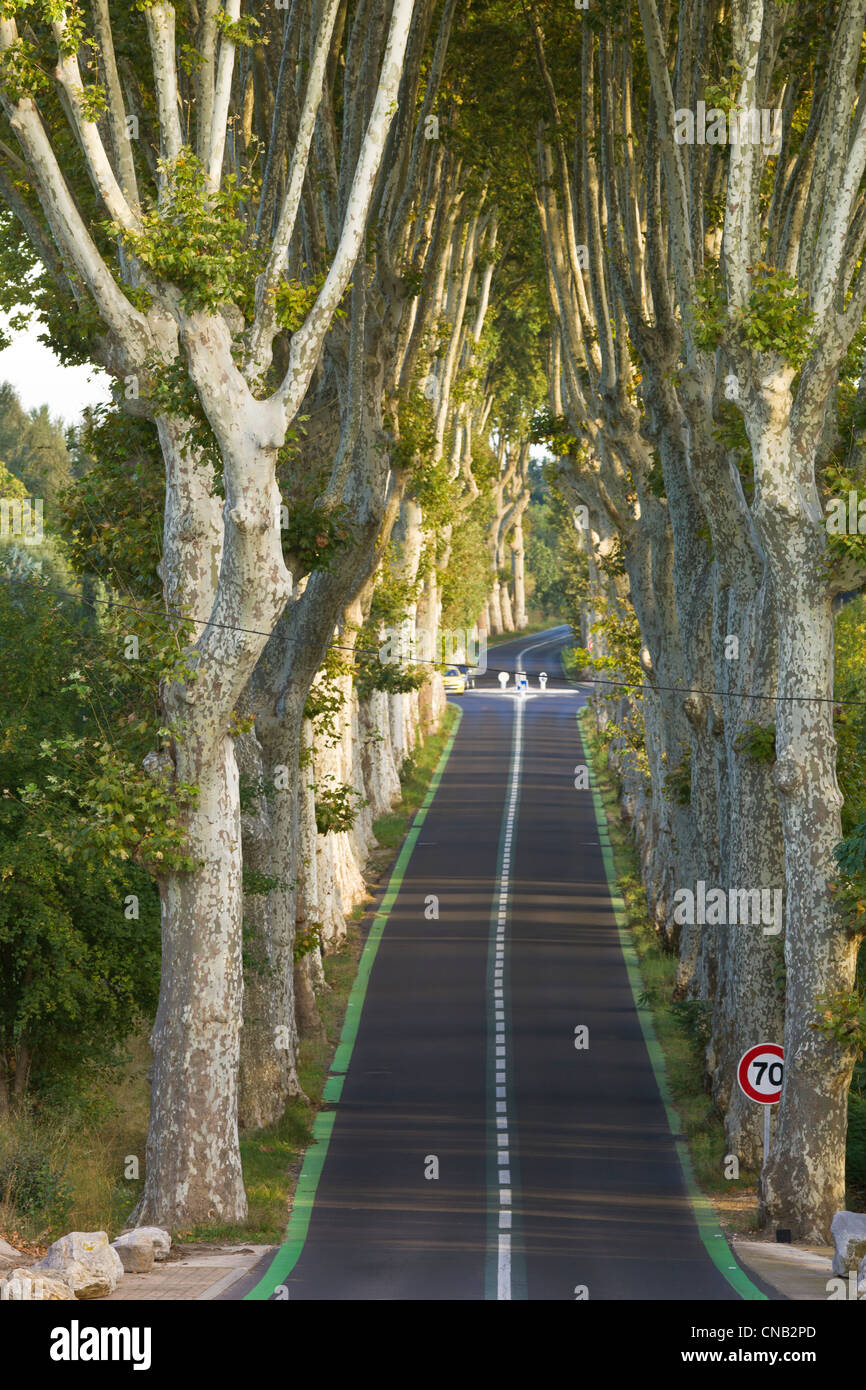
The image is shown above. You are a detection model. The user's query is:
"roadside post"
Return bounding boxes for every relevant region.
[736,1042,784,1172]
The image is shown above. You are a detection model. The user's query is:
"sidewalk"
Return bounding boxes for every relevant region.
[99,1237,836,1301]
[102,1244,275,1302]
[732,1238,835,1300]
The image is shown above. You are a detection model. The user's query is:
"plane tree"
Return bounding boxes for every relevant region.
[638,0,866,1238]
[0,0,418,1224]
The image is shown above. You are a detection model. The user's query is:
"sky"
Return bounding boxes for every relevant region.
[0,315,112,424]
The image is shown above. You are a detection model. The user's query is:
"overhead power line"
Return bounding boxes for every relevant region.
[2,571,866,706]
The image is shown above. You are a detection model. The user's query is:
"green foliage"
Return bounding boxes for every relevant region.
[293,922,322,963]
[59,405,165,597]
[281,498,352,576]
[572,599,647,766]
[387,385,455,531]
[242,869,283,898]
[26,735,200,875]
[356,657,424,700]
[702,62,742,116]
[304,643,355,740]
[833,597,866,939]
[0,36,49,103]
[530,408,580,457]
[663,747,692,806]
[273,272,325,333]
[440,497,494,632]
[837,822,866,880]
[525,482,589,623]
[0,1143,73,1224]
[812,989,866,1056]
[107,150,257,316]
[353,544,429,701]
[833,598,866,836]
[353,622,427,701]
[0,572,161,1104]
[214,9,263,48]
[15,591,202,877]
[669,998,713,1051]
[821,462,866,573]
[645,455,667,499]
[312,779,366,836]
[847,1087,866,1193]
[575,605,644,691]
[734,721,777,763]
[693,262,815,367]
[143,356,222,476]
[712,400,754,502]
[0,383,74,516]
[598,534,627,580]
[108,146,326,330]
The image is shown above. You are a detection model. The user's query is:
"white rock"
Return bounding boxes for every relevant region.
[33,1230,124,1299]
[0,1266,75,1300]
[111,1232,154,1274]
[0,1237,25,1272]
[858,1254,866,1297]
[830,1210,866,1275]
[123,1225,171,1261]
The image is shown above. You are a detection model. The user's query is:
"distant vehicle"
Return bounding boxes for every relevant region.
[455,663,477,688]
[442,665,466,694]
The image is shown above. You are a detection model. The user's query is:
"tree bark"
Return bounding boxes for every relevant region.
[512,519,527,629]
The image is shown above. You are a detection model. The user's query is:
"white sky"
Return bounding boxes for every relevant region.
[0,315,112,424]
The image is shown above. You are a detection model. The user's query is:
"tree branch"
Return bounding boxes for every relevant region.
[274,0,418,424]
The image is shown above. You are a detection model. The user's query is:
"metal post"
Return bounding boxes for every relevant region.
[763,1105,771,1166]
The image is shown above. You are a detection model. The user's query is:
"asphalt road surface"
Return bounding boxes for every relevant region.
[230,626,772,1301]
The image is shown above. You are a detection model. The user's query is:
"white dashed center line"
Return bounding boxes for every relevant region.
[490,692,524,1300]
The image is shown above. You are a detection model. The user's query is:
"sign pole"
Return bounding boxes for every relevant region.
[737,1042,784,1211]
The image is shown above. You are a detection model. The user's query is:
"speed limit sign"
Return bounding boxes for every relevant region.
[737,1043,784,1105]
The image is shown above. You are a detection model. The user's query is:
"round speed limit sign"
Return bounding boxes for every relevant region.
[737,1043,784,1105]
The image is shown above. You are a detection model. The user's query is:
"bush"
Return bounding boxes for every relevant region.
[847,1090,866,1194]
[0,1142,73,1225]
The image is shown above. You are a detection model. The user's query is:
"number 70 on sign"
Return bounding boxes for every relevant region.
[737,1043,784,1104]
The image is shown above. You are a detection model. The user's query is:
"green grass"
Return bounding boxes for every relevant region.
[579,708,763,1236]
[0,1036,153,1250]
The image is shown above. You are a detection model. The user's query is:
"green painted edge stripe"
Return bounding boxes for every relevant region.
[577,708,767,1303]
[244,706,464,1301]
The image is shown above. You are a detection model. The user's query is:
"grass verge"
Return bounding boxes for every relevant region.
[578,707,764,1239]
[371,703,459,852]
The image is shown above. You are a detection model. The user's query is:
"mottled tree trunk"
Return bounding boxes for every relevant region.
[137,739,247,1225]
[499,579,514,631]
[295,718,326,1041]
[237,714,304,1132]
[512,519,527,629]
[761,571,858,1236]
[744,386,859,1237]
[488,584,503,635]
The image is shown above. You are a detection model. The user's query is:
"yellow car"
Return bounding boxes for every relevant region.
[442,665,466,694]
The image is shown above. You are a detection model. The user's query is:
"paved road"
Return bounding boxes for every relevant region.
[231,627,772,1301]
